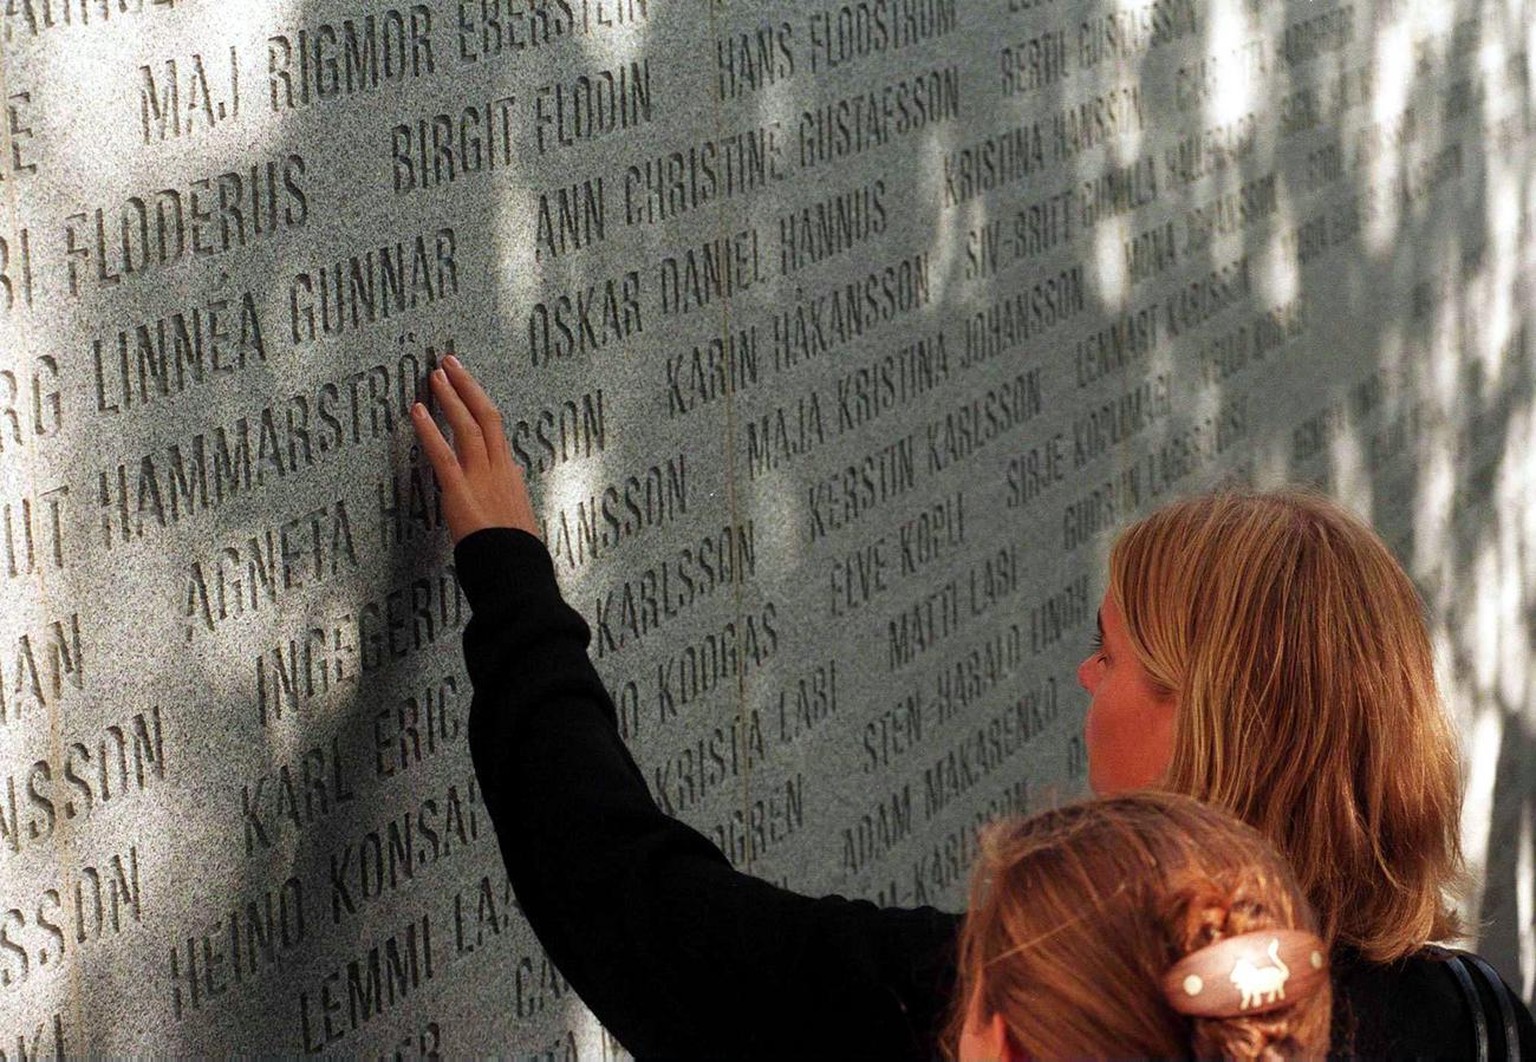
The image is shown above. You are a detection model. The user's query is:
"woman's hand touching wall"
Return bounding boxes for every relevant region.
[410,355,539,544]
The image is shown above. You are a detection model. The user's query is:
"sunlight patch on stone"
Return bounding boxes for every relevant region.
[1458,704,1503,940]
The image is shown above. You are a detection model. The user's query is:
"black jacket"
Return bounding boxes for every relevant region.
[457,528,1534,1061]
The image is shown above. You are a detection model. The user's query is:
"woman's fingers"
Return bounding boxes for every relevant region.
[411,404,467,491]
[430,367,487,469]
[442,355,513,466]
[415,355,538,543]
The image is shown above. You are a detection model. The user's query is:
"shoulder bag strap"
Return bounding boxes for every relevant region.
[1461,953,1522,1062]
[1444,954,1490,1062]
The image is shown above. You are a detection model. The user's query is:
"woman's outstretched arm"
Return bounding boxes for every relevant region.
[412,358,960,1060]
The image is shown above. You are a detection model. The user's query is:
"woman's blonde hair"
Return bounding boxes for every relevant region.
[947,792,1332,1061]
[1109,489,1463,961]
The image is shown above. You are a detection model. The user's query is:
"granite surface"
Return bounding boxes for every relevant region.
[0,0,1532,1055]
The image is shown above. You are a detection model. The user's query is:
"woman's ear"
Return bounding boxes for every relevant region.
[992,1012,1026,1062]
[959,1007,1024,1062]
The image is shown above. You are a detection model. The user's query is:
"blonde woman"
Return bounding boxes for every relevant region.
[413,359,1531,1059]
[1078,489,1506,1057]
[951,792,1332,1061]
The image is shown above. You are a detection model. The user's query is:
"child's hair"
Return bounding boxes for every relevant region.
[947,792,1333,1060]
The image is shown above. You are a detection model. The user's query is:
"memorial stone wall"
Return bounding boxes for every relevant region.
[0,0,1533,1056]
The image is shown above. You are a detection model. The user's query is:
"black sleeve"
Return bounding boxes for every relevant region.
[455,528,960,1061]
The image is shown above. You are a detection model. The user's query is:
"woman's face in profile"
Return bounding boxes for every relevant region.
[1077,593,1176,793]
